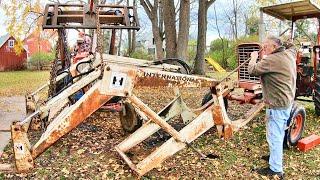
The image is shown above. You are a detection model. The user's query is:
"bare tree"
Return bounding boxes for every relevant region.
[233,0,238,39]
[140,0,164,59]
[193,0,216,75]
[177,0,190,61]
[162,0,177,58]
[213,4,228,68]
[140,0,191,60]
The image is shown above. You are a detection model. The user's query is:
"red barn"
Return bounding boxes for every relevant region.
[0,34,27,71]
[24,31,52,57]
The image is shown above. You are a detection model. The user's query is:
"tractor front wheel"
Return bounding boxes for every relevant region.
[284,103,306,148]
[119,102,143,133]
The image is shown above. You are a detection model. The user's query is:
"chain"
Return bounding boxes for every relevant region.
[48,29,70,98]
[96,6,104,71]
[48,31,61,98]
[62,29,71,68]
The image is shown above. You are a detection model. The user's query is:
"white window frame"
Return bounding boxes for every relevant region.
[8,40,14,48]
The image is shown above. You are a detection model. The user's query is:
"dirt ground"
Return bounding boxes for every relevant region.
[0,87,319,179]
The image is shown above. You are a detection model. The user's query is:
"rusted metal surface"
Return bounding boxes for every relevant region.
[109,30,117,55]
[223,125,233,140]
[11,123,33,172]
[43,3,140,30]
[31,81,112,158]
[135,68,217,88]
[212,105,224,125]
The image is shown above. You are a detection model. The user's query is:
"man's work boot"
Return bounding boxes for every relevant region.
[257,167,284,179]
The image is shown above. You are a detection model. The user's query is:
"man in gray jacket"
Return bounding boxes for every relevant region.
[248,36,297,179]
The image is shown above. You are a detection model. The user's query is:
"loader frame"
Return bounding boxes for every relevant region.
[1,56,265,176]
[1,1,267,177]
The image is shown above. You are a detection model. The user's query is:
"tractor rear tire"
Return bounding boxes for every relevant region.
[201,91,228,110]
[119,102,143,133]
[284,103,306,149]
[313,75,320,116]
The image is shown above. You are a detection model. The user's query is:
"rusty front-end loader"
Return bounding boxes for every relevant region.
[0,0,306,177]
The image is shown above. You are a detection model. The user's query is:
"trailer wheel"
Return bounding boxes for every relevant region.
[313,75,320,116]
[201,91,228,110]
[119,102,143,133]
[284,104,306,148]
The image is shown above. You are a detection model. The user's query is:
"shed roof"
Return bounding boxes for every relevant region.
[261,0,320,21]
[0,34,10,48]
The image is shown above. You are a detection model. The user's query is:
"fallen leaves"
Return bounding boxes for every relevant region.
[0,80,319,179]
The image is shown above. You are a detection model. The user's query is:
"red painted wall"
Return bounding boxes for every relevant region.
[25,37,52,57]
[24,31,52,57]
[0,37,27,71]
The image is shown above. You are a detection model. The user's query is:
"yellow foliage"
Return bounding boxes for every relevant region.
[0,0,43,54]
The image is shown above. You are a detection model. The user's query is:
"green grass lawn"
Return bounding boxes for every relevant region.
[0,71,49,96]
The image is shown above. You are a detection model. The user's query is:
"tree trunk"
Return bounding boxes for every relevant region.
[127,0,137,56]
[232,0,238,39]
[177,0,190,61]
[151,20,164,59]
[162,0,177,58]
[193,1,209,75]
[132,30,136,53]
[140,0,164,59]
